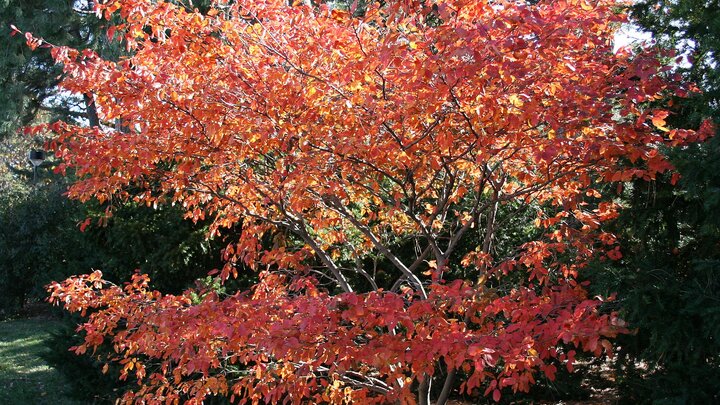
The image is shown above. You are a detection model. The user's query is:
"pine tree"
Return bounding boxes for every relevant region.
[590,1,720,402]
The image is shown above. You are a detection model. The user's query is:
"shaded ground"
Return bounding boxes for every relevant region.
[0,315,82,404]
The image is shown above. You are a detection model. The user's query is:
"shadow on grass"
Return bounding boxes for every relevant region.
[0,316,85,404]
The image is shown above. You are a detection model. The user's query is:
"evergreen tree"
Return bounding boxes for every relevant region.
[0,0,108,137]
[590,1,720,402]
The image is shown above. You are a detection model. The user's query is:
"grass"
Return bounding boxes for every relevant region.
[0,316,84,404]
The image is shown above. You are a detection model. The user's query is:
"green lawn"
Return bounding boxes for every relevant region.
[0,317,83,404]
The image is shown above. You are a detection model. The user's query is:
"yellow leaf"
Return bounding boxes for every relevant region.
[651,111,670,132]
[548,82,562,95]
[508,94,524,107]
[347,81,362,91]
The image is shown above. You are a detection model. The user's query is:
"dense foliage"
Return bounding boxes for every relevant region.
[0,0,230,310]
[0,173,228,312]
[0,0,108,314]
[587,0,720,402]
[17,0,712,403]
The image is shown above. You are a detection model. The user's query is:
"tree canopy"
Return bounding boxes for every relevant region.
[15,0,712,403]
